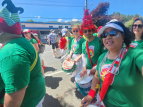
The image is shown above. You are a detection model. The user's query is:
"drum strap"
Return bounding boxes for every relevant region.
[86,41,97,67]
[99,47,129,102]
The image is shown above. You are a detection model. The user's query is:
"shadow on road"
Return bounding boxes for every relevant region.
[74,88,83,100]
[44,66,57,73]
[45,76,62,89]
[43,93,74,107]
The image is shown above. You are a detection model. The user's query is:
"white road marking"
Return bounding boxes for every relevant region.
[45,71,63,76]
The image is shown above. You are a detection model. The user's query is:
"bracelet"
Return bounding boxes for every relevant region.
[88,89,96,98]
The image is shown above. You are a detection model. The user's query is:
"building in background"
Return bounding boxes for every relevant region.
[21,22,72,43]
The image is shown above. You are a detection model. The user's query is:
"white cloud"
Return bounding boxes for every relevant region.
[58,19,63,22]
[38,16,40,19]
[65,20,70,22]
[72,18,79,21]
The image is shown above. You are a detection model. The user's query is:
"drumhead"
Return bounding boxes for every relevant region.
[62,60,74,70]
[87,104,98,107]
[75,69,94,85]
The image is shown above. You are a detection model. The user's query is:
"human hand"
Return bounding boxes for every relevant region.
[66,56,71,61]
[81,95,93,107]
[89,68,96,76]
[80,67,87,78]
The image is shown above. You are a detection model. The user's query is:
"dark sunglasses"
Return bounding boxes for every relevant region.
[100,30,118,38]
[133,24,143,29]
[73,30,79,32]
[83,29,92,33]
[23,32,29,34]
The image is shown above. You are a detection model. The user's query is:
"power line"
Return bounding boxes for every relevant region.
[15,3,84,7]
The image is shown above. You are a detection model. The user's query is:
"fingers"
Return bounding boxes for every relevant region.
[84,102,89,107]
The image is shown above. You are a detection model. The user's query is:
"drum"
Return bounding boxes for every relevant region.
[75,69,94,96]
[38,44,45,53]
[61,60,76,73]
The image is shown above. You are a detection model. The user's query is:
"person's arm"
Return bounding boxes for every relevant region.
[74,54,82,62]
[80,54,87,77]
[49,38,51,46]
[33,43,39,52]
[81,71,100,107]
[66,50,73,60]
[4,87,27,107]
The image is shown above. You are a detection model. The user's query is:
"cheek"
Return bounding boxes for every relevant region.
[102,38,106,46]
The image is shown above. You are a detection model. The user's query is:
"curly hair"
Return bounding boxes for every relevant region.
[131,18,143,40]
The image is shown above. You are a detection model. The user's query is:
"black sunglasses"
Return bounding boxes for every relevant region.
[73,30,79,32]
[133,24,143,29]
[83,29,92,33]
[100,30,118,38]
[23,32,29,34]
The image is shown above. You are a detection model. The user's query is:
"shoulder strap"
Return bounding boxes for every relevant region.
[86,41,93,67]
[30,45,38,72]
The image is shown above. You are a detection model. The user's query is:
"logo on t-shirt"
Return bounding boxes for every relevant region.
[100,64,111,81]
[67,39,69,47]
[89,46,94,58]
[72,44,77,52]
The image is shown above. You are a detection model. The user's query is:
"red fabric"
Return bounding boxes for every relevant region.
[0,17,21,34]
[42,65,46,69]
[38,39,41,44]
[80,9,97,35]
[100,73,114,101]
[59,37,67,49]
[88,89,96,98]
[32,30,38,34]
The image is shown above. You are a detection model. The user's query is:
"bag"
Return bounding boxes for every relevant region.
[38,43,45,53]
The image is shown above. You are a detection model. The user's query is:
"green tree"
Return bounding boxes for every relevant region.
[26,19,35,22]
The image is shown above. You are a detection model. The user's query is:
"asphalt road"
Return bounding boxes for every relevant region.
[42,45,83,107]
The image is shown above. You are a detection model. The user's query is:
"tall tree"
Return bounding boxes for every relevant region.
[90,2,111,27]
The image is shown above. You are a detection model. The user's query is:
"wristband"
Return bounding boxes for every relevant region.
[88,89,96,98]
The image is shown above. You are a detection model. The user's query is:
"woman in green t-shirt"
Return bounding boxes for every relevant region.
[81,21,143,107]
[131,18,143,47]
[23,29,39,52]
[67,25,85,77]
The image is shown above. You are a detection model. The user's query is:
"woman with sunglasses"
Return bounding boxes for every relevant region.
[23,29,39,52]
[132,18,143,46]
[66,25,85,77]
[81,21,143,107]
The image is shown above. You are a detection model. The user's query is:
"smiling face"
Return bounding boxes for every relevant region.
[23,32,32,40]
[72,26,80,38]
[102,27,124,52]
[83,29,94,38]
[133,20,143,37]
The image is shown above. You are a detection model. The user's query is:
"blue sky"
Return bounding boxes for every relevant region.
[0,0,142,22]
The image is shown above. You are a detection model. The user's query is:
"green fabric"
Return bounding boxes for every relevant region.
[96,47,143,107]
[82,37,105,69]
[30,38,37,44]
[93,33,98,37]
[71,37,85,54]
[132,40,143,48]
[0,8,20,26]
[66,36,73,54]
[0,38,46,107]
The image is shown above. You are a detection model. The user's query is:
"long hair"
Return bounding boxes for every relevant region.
[31,34,38,43]
[131,18,143,40]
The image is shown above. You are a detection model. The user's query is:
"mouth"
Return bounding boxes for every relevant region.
[106,41,114,45]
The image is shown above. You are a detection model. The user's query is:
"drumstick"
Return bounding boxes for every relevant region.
[79,104,84,107]
[77,74,89,82]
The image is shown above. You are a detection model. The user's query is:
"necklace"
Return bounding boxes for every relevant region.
[99,48,125,77]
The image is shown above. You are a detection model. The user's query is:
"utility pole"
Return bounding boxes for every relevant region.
[85,0,87,9]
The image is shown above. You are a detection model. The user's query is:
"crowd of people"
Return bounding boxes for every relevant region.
[0,0,143,107]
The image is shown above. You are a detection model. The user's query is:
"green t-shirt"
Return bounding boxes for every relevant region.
[71,37,85,54]
[0,38,46,107]
[132,40,143,48]
[30,38,37,44]
[66,36,73,54]
[82,37,105,69]
[96,47,143,107]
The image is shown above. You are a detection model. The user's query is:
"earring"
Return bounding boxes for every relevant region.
[123,43,126,48]
[104,46,106,50]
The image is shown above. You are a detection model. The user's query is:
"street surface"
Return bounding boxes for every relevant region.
[42,45,83,107]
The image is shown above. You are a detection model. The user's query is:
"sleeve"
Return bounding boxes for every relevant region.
[31,39,38,44]
[82,54,87,67]
[135,51,143,72]
[0,54,31,94]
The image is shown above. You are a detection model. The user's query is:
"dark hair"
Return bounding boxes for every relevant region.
[131,18,143,40]
[31,34,38,42]
[101,21,134,47]
[58,32,62,36]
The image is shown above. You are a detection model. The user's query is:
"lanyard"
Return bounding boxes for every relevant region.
[100,47,129,102]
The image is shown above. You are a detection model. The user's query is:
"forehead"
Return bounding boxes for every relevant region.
[134,20,143,24]
[104,27,116,32]
[72,26,79,30]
